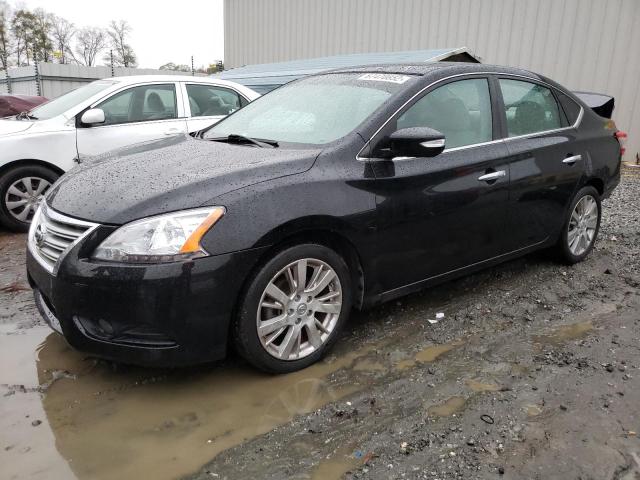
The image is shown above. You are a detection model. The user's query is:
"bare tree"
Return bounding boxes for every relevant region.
[74,27,106,66]
[0,8,141,69]
[106,20,136,67]
[8,8,52,65]
[50,15,74,64]
[30,8,53,62]
[0,1,11,68]
[10,9,34,65]
[159,62,190,72]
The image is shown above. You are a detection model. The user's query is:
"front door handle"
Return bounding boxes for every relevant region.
[478,170,506,182]
[563,154,582,165]
[164,128,181,136]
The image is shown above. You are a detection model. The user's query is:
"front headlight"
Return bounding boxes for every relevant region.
[92,207,225,263]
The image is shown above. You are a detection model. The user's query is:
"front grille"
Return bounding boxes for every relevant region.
[29,203,98,275]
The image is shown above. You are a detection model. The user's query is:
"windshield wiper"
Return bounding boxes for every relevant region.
[208,133,278,148]
[16,111,38,120]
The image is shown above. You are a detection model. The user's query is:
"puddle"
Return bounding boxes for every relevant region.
[395,340,462,370]
[310,446,362,480]
[0,326,76,480]
[352,358,386,373]
[510,363,529,376]
[395,359,416,370]
[416,342,461,362]
[0,326,382,480]
[525,404,543,417]
[466,379,501,392]
[533,321,594,345]
[590,303,617,316]
[427,396,466,417]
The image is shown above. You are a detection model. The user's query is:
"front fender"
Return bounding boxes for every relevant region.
[0,129,77,173]
[199,170,377,260]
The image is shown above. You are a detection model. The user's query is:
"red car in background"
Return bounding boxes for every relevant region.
[0,94,48,117]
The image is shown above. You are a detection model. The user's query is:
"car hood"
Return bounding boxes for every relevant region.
[0,118,35,135]
[47,136,321,225]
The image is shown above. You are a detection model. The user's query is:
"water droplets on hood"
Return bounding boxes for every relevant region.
[47,136,321,225]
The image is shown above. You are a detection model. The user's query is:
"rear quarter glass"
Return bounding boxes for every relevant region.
[557,91,582,125]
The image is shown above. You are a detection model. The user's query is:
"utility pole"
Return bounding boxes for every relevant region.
[2,52,11,94]
[110,50,115,77]
[191,56,195,76]
[34,60,41,96]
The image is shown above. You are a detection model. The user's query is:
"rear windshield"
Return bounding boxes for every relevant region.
[30,81,115,120]
[205,73,414,145]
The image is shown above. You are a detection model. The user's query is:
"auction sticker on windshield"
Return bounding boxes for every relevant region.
[358,73,411,84]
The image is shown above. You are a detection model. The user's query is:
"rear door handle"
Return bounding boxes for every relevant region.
[563,154,582,164]
[164,128,181,136]
[478,170,506,182]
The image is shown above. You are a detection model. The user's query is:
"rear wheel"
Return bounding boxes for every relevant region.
[233,244,352,373]
[556,186,601,264]
[0,165,58,232]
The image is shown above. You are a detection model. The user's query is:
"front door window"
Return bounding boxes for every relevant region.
[396,78,493,149]
[97,84,177,125]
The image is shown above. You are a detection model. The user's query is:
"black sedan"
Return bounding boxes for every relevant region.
[27,63,622,373]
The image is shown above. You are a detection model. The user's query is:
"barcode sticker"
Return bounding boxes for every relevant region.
[358,73,411,84]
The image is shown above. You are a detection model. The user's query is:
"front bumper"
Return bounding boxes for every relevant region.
[27,240,267,367]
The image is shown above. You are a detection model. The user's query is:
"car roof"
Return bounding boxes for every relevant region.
[326,62,542,81]
[109,75,244,86]
[96,75,260,99]
[110,75,205,83]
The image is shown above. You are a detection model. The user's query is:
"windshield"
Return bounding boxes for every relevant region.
[205,73,414,145]
[29,80,116,120]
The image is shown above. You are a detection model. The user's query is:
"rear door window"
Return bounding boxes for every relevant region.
[499,79,562,136]
[396,78,493,149]
[142,86,177,120]
[186,84,243,117]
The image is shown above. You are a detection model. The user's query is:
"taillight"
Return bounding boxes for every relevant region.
[615,131,627,156]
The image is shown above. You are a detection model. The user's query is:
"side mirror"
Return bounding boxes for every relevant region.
[388,127,446,158]
[80,108,105,126]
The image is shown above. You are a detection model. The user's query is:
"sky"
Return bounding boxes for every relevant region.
[17,0,224,69]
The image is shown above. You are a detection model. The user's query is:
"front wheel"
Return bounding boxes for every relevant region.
[0,165,59,232]
[556,186,601,264]
[233,244,352,373]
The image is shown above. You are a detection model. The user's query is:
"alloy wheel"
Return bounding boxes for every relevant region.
[5,176,51,223]
[257,258,342,361]
[567,195,598,256]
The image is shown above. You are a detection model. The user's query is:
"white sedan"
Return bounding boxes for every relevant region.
[0,75,259,231]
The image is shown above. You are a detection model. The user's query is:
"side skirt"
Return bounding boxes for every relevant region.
[364,237,552,308]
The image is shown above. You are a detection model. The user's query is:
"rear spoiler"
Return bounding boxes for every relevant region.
[573,91,615,119]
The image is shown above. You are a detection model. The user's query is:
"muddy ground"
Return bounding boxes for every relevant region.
[1,171,639,480]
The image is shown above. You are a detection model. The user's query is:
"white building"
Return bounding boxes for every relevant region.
[224,0,640,162]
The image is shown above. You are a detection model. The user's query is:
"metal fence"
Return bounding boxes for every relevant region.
[0,63,207,99]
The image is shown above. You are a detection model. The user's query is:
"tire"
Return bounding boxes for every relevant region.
[233,243,352,373]
[556,185,601,264]
[0,165,59,232]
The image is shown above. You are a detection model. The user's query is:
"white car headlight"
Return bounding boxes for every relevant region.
[92,207,225,263]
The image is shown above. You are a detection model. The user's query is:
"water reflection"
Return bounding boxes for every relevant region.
[0,327,76,480]
[28,332,367,480]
